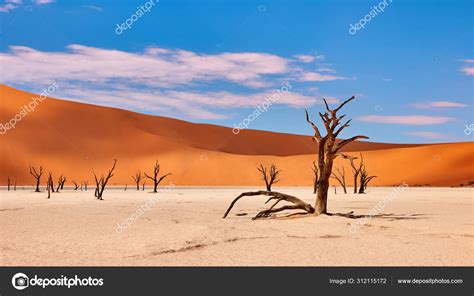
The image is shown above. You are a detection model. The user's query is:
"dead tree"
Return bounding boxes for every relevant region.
[84,181,88,191]
[132,171,142,190]
[311,161,318,194]
[257,164,281,191]
[56,175,66,192]
[60,176,66,190]
[29,165,43,192]
[142,182,145,191]
[72,181,79,190]
[124,184,127,191]
[331,166,347,194]
[46,173,53,199]
[223,191,314,220]
[92,159,117,200]
[7,177,11,191]
[305,96,368,214]
[342,154,363,193]
[223,96,367,219]
[358,164,376,193]
[144,161,171,193]
[13,181,16,191]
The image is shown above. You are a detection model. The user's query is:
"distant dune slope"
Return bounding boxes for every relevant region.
[1,84,473,186]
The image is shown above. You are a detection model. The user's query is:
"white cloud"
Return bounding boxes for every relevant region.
[405,131,446,139]
[0,0,52,12]
[358,115,455,125]
[299,72,346,82]
[414,101,468,109]
[35,0,54,4]
[0,45,348,120]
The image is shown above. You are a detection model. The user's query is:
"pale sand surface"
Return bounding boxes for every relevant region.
[1,187,473,266]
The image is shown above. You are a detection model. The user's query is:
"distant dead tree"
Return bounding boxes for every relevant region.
[124,184,127,191]
[132,171,142,191]
[84,181,88,191]
[331,166,347,194]
[342,154,363,194]
[56,175,66,192]
[311,161,318,194]
[142,181,145,191]
[92,159,117,200]
[358,164,377,194]
[224,96,367,218]
[46,173,53,199]
[144,161,171,193]
[7,177,11,191]
[29,165,43,192]
[13,181,16,191]
[72,181,79,190]
[257,164,281,191]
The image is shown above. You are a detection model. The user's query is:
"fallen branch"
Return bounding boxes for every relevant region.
[223,190,315,220]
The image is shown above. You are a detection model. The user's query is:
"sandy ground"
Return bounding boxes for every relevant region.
[0,187,473,266]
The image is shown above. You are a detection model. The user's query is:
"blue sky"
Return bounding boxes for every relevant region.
[0,0,473,143]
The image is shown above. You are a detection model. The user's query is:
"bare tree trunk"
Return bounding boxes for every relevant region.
[311,161,318,194]
[145,161,171,193]
[257,164,281,191]
[29,165,43,192]
[306,96,368,215]
[7,177,10,191]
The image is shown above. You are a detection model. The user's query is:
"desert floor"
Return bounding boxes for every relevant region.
[0,187,473,266]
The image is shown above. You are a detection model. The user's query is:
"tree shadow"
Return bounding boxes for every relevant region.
[327,211,429,220]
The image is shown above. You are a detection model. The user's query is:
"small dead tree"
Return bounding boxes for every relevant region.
[311,161,318,194]
[92,159,117,200]
[124,184,127,191]
[144,161,171,193]
[46,173,53,199]
[29,165,43,192]
[331,166,347,194]
[132,171,142,191]
[305,96,368,214]
[7,177,11,191]
[84,181,88,191]
[142,181,145,191]
[56,175,66,192]
[358,164,377,194]
[342,154,363,194]
[257,164,281,191]
[72,181,79,190]
[13,181,16,191]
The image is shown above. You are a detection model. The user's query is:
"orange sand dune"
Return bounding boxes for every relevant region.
[1,85,473,187]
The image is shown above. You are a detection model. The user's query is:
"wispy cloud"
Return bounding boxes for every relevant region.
[358,115,455,125]
[84,4,102,11]
[414,101,468,109]
[299,72,346,82]
[0,45,291,88]
[460,59,474,76]
[0,0,53,12]
[405,131,446,139]
[34,0,54,4]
